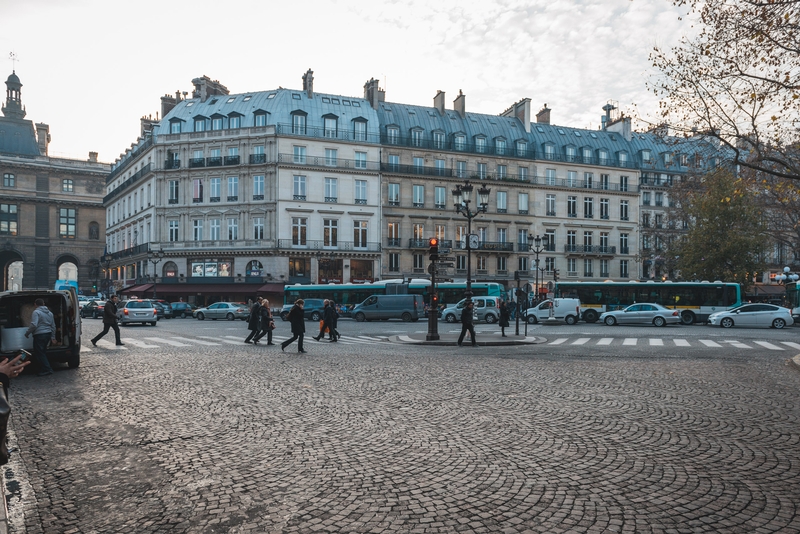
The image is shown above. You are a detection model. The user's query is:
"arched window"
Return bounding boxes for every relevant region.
[89,222,100,240]
[163,261,178,277]
[247,260,263,276]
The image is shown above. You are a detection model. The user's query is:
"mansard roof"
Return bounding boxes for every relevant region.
[0,117,40,157]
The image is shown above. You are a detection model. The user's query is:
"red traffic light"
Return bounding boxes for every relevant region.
[429,238,438,247]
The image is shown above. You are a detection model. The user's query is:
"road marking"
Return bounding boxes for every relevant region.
[572,338,590,345]
[549,338,568,345]
[172,336,220,346]
[753,341,784,351]
[649,339,664,346]
[597,338,613,345]
[119,338,159,348]
[622,338,637,346]
[199,336,241,345]
[781,342,800,350]
[96,340,128,349]
[700,340,722,347]
[724,340,750,348]
[673,339,690,347]
[144,337,191,347]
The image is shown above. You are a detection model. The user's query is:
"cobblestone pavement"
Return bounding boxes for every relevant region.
[4,325,800,533]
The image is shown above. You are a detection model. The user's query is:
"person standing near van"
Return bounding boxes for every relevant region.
[499,301,510,337]
[91,295,123,347]
[457,301,477,347]
[281,299,306,353]
[24,298,56,376]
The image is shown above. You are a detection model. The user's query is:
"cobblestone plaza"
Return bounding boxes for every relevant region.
[4,321,800,533]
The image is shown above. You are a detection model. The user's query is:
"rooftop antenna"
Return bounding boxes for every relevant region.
[9,51,18,72]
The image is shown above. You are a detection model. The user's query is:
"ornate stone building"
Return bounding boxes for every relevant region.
[0,71,108,293]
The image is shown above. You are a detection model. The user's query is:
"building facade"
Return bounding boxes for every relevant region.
[0,71,108,293]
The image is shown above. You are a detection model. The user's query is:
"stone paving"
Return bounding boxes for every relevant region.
[3,336,800,533]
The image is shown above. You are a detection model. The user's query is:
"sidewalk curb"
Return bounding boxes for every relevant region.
[789,354,800,372]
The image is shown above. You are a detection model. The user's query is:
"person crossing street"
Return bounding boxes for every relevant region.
[457,300,477,347]
[91,295,124,347]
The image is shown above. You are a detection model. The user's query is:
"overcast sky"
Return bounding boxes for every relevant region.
[2,0,692,163]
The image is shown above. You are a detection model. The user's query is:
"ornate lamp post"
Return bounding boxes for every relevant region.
[452,180,490,302]
[101,253,114,297]
[528,234,545,304]
[148,248,165,299]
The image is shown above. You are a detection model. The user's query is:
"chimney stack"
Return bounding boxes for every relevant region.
[35,122,50,155]
[434,90,445,115]
[536,104,550,124]
[191,75,229,102]
[88,152,98,163]
[363,78,385,110]
[302,69,314,99]
[500,98,531,133]
[453,90,466,118]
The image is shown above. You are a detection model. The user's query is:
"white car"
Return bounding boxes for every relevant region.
[707,303,794,329]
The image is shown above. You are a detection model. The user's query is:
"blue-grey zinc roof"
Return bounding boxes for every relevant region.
[0,117,40,157]
[155,88,381,139]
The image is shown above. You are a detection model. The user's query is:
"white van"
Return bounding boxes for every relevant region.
[524,298,582,325]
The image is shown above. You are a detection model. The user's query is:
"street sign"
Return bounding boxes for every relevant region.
[435,270,450,275]
[436,262,455,268]
[437,256,456,261]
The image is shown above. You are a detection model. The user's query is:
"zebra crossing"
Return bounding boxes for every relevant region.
[541,337,800,351]
[84,334,389,351]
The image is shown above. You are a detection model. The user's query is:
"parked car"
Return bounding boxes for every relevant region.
[194,302,249,321]
[117,299,158,326]
[441,297,501,324]
[80,300,105,319]
[77,296,93,309]
[707,303,794,329]
[170,302,196,318]
[600,303,681,327]
[524,298,582,325]
[152,301,173,320]
[280,299,326,321]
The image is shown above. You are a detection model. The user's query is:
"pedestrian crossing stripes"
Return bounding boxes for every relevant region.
[84,333,390,351]
[542,337,800,350]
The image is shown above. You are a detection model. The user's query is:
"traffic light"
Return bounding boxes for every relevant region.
[431,293,439,307]
[553,269,560,282]
[429,237,439,255]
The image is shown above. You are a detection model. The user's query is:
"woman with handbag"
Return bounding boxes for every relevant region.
[255,299,275,346]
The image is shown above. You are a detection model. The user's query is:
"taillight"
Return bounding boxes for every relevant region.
[154,309,157,316]
[124,309,129,315]
[672,311,679,316]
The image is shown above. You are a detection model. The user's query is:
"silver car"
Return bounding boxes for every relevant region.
[117,300,158,326]
[194,302,250,321]
[441,297,501,324]
[600,303,681,327]
[707,303,794,329]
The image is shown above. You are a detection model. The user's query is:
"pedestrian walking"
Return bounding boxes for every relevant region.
[91,295,124,347]
[457,301,477,347]
[499,300,510,337]
[508,299,517,320]
[255,299,275,345]
[314,300,334,341]
[24,298,56,376]
[245,298,263,344]
[329,300,340,341]
[281,299,306,353]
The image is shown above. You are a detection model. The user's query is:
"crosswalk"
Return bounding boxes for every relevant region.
[541,337,800,351]
[84,334,389,351]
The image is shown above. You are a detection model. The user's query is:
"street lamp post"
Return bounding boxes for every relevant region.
[148,249,165,299]
[776,266,799,306]
[452,180,490,302]
[102,253,114,298]
[528,234,545,304]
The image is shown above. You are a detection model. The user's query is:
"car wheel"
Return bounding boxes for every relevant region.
[401,312,412,322]
[280,312,289,321]
[485,314,496,324]
[680,311,696,325]
[445,314,456,323]
[772,318,786,329]
[93,311,99,319]
[355,312,366,322]
[604,316,617,326]
[653,316,666,327]
[226,313,235,321]
[720,317,734,328]
[527,315,538,324]
[565,315,577,325]
[196,312,205,320]
[310,311,321,321]
[584,309,599,323]
[150,321,157,326]
[181,312,187,319]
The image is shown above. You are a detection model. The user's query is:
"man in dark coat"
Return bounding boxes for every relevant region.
[457,300,477,347]
[254,298,275,345]
[91,295,124,347]
[315,300,338,342]
[499,301,510,337]
[281,299,306,353]
[329,300,340,341]
[245,298,263,344]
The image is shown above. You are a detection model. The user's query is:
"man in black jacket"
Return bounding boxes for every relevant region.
[281,300,306,353]
[457,300,477,347]
[91,295,124,346]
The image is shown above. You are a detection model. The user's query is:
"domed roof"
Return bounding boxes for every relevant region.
[6,71,21,87]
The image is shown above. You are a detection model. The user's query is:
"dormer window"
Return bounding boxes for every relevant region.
[475,136,486,154]
[455,134,466,151]
[411,128,423,147]
[387,126,399,144]
[353,119,367,141]
[291,111,307,134]
[323,115,338,138]
[642,149,652,163]
[679,154,688,166]
[618,151,628,167]
[169,119,182,134]
[566,146,576,162]
[228,114,241,129]
[598,148,608,164]
[433,131,445,149]
[211,116,224,131]
[582,147,592,163]
[516,140,527,157]
[254,111,268,127]
[495,138,506,155]
[544,143,555,160]
[663,152,673,165]
[193,117,207,132]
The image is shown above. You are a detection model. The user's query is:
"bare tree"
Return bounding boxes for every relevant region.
[648,0,800,182]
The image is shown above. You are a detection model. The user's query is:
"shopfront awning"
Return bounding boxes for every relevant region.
[256,283,285,293]
[150,284,263,296]
[121,284,153,296]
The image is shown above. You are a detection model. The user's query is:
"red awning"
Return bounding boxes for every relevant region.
[256,283,285,293]
[121,284,153,295]
[149,284,263,296]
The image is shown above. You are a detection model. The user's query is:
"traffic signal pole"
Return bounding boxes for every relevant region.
[426,238,440,341]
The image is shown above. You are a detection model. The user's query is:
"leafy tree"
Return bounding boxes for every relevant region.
[648,0,799,182]
[668,168,768,288]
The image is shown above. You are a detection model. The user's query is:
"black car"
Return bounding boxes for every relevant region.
[280,298,326,321]
[170,302,196,318]
[152,301,173,320]
[80,300,105,319]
